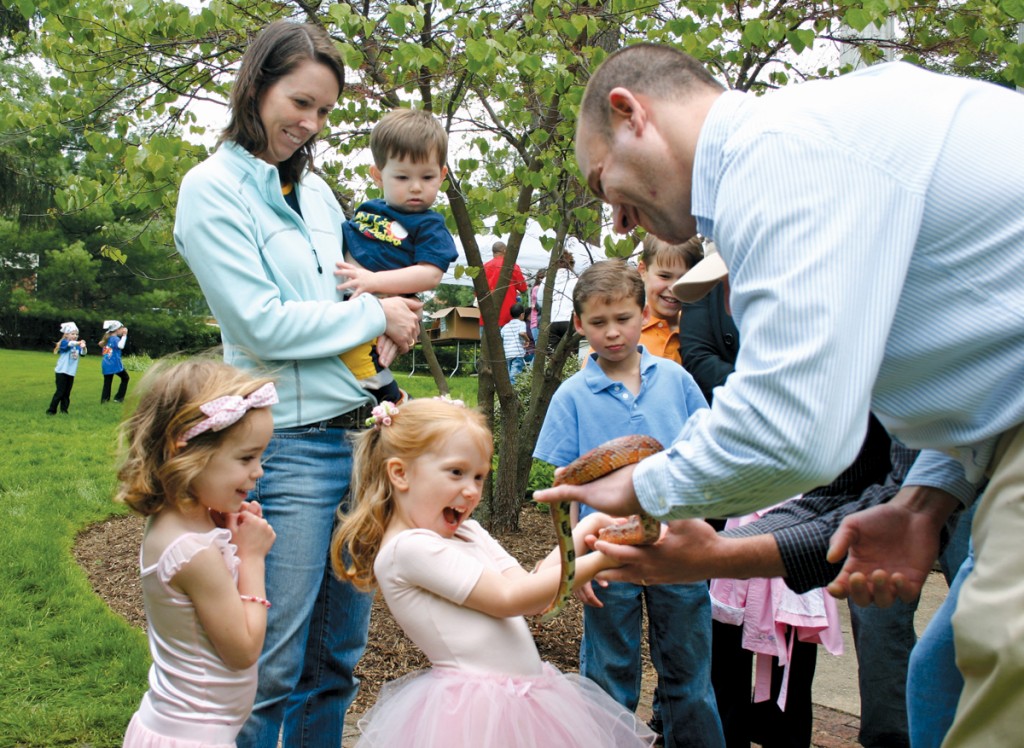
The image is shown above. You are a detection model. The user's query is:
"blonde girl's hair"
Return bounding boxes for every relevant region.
[331,399,492,592]
[114,357,275,517]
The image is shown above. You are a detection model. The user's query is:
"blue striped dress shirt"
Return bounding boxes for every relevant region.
[635,62,1024,520]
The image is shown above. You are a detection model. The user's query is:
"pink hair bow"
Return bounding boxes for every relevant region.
[181,382,279,442]
[365,401,400,429]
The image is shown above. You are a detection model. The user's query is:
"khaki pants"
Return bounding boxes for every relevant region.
[944,423,1024,747]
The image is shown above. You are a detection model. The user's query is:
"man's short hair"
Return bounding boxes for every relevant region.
[509,303,525,319]
[573,259,645,316]
[579,43,723,140]
[492,241,507,256]
[370,108,448,169]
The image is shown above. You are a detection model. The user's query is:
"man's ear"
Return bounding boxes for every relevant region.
[608,87,647,133]
[386,457,409,491]
[369,164,384,189]
[573,313,585,336]
[439,165,448,182]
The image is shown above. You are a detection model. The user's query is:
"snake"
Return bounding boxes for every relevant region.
[539,434,664,622]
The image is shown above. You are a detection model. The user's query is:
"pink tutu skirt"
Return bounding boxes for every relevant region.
[355,663,656,747]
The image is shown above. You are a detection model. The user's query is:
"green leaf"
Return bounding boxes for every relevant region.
[741,20,765,47]
[387,10,408,35]
[1000,0,1024,20]
[843,9,873,32]
[100,245,128,264]
[786,29,815,55]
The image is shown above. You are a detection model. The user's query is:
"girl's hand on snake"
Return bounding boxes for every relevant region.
[534,464,643,517]
[573,511,621,540]
[595,519,719,586]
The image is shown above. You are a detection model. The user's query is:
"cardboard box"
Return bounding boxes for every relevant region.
[427,306,481,341]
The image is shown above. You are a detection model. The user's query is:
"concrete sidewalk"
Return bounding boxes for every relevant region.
[807,569,948,746]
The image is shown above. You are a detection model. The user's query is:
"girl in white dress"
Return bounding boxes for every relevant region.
[117,359,278,747]
[331,398,655,747]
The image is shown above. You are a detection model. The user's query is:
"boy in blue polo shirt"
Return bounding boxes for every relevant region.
[534,260,724,748]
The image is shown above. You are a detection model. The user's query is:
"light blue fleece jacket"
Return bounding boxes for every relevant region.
[174,141,386,428]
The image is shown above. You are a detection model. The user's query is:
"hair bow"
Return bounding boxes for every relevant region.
[433,395,465,408]
[365,401,400,429]
[181,382,279,442]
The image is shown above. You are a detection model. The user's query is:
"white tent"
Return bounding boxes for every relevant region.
[441,216,619,286]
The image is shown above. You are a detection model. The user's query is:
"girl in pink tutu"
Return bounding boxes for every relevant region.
[117,360,278,747]
[331,397,656,747]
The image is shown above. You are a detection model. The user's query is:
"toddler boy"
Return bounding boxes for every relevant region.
[533,260,724,748]
[500,303,529,382]
[337,108,458,403]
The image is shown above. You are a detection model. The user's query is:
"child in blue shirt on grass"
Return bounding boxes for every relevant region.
[533,260,725,748]
[47,321,87,415]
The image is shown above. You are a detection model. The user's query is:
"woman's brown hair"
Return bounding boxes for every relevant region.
[219,21,344,185]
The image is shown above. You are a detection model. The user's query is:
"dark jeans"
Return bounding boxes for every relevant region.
[849,502,976,748]
[47,373,75,413]
[547,320,573,351]
[101,370,129,402]
[710,619,818,748]
[849,599,917,748]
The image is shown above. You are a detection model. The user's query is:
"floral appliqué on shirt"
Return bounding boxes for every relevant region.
[352,210,409,246]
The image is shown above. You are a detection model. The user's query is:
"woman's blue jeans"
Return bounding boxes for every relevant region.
[906,545,973,748]
[237,424,373,748]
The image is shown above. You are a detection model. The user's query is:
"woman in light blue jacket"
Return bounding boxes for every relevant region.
[173,21,421,748]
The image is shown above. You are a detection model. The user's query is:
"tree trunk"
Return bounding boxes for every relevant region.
[417,329,449,396]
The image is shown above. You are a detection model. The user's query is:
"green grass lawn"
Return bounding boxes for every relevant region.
[0,348,471,746]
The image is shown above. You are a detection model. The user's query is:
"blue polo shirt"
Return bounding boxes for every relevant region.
[534,346,708,519]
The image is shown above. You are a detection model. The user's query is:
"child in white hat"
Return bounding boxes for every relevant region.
[47,322,87,415]
[99,319,129,403]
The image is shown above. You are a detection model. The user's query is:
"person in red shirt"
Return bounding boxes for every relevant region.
[481,240,527,327]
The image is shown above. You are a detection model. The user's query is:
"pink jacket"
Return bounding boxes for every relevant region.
[709,501,843,710]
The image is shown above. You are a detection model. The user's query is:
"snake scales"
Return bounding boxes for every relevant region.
[539,434,664,622]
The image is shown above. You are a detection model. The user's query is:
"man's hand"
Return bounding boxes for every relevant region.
[826,485,958,607]
[591,519,786,585]
[377,296,422,366]
[533,464,643,518]
[590,518,737,586]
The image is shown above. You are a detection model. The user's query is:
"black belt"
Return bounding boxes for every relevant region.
[302,405,372,431]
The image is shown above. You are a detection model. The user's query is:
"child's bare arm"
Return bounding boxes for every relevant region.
[173,515,275,670]
[336,262,443,298]
[463,513,621,618]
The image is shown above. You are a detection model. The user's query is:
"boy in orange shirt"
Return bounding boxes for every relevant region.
[636,234,703,364]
